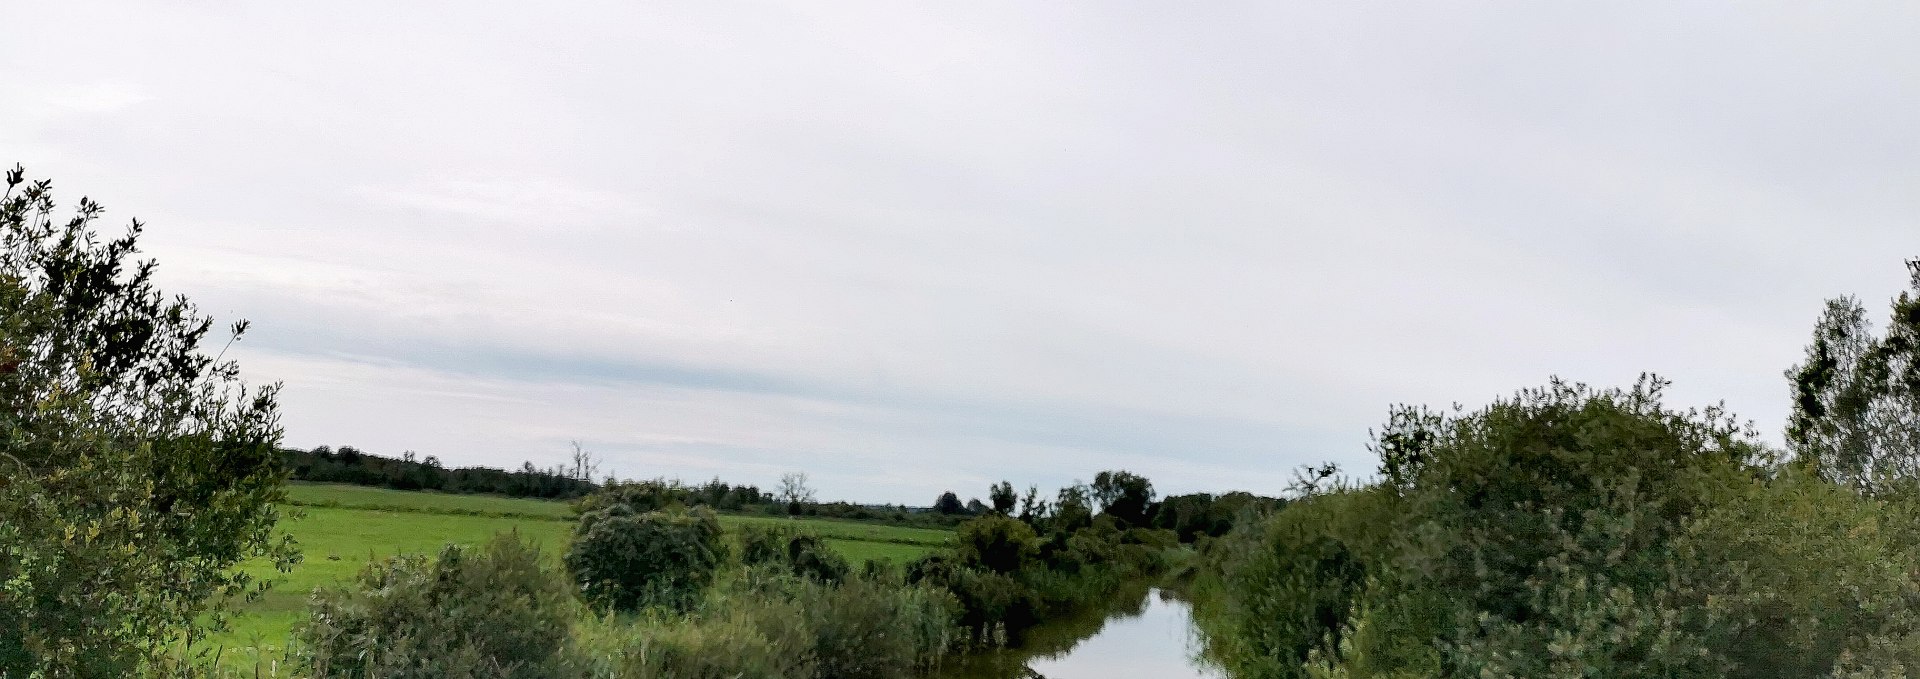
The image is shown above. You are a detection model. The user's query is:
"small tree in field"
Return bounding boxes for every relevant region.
[0,165,296,674]
[778,471,816,517]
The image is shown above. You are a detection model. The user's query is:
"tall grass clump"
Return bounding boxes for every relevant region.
[571,566,960,679]
[296,531,576,678]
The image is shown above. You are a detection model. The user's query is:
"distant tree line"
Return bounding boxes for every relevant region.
[283,445,603,500]
[931,471,1283,544]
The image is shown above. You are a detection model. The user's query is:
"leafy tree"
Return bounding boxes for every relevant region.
[0,165,295,673]
[565,506,725,611]
[965,497,989,515]
[1016,484,1049,525]
[934,490,965,515]
[1786,259,1920,494]
[1091,470,1156,527]
[1052,483,1094,533]
[989,480,1017,515]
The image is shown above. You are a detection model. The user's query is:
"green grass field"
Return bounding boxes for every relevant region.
[210,483,950,666]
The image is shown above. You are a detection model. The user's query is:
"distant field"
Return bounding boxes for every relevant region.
[211,483,950,666]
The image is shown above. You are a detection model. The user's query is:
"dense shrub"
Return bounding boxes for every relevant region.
[738,524,851,583]
[954,514,1038,574]
[566,507,726,612]
[296,531,575,678]
[906,554,1039,639]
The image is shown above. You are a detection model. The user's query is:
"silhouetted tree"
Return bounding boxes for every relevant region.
[989,481,1017,515]
[934,491,965,515]
[778,472,816,517]
[1091,470,1156,527]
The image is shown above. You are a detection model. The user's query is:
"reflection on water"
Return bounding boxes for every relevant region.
[929,584,1226,679]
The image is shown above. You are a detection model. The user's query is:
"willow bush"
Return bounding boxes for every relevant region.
[0,165,295,675]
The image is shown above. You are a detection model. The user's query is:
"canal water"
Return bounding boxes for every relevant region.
[929,585,1226,679]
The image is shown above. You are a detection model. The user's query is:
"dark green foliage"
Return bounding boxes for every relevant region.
[906,554,1039,637]
[1016,484,1049,525]
[1051,483,1095,533]
[934,491,965,515]
[954,514,1039,574]
[1199,488,1397,677]
[565,507,726,612]
[988,480,1017,515]
[1091,470,1156,526]
[575,479,692,517]
[283,446,600,499]
[0,166,295,674]
[297,531,575,678]
[738,523,851,583]
[1154,491,1285,542]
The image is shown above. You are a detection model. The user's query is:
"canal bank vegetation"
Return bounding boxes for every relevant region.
[1195,260,1920,678]
[285,470,1263,678]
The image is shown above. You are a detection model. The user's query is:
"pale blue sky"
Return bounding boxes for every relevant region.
[5,2,1916,504]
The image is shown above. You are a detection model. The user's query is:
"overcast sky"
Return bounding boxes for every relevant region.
[5,2,1916,504]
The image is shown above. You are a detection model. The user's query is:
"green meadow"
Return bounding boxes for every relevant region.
[208,483,949,665]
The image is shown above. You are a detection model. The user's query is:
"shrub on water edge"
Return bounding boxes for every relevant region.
[565,507,726,612]
[954,514,1039,574]
[295,531,575,678]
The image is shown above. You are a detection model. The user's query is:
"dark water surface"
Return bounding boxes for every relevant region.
[929,586,1226,679]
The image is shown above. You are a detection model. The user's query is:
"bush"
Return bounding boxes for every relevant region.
[566,507,726,612]
[907,554,1038,639]
[954,514,1039,574]
[1200,488,1396,678]
[296,531,575,678]
[738,523,852,584]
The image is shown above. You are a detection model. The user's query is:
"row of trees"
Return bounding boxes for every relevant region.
[937,470,1281,543]
[285,445,603,499]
